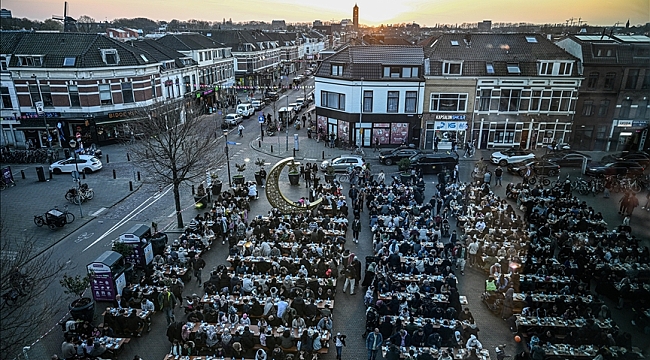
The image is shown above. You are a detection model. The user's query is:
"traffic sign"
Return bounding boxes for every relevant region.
[258,116,265,124]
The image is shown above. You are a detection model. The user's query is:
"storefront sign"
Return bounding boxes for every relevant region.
[108,110,137,119]
[435,121,468,131]
[632,121,649,127]
[435,115,466,120]
[21,112,61,119]
[617,120,633,127]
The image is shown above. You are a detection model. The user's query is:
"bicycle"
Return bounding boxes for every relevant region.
[337,174,350,182]
[527,175,551,186]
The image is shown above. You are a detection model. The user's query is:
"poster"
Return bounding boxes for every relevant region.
[115,272,126,296]
[338,121,349,143]
[372,125,391,145]
[316,115,327,134]
[390,123,409,145]
[143,243,154,265]
[2,167,14,185]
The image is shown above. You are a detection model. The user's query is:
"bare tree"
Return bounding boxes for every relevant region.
[76,15,95,32]
[128,101,223,228]
[0,219,67,360]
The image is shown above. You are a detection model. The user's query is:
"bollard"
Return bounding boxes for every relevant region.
[191,184,195,195]
[129,181,133,191]
[322,151,325,160]
[82,171,86,179]
[127,153,131,162]
[258,140,261,148]
[49,170,53,179]
[293,149,296,157]
[106,154,110,163]
[113,169,116,179]
[270,145,273,153]
[137,171,141,181]
[21,170,25,179]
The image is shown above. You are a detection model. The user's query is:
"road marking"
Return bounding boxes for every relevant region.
[167,210,176,218]
[90,207,107,217]
[74,232,95,243]
[1,250,18,261]
[82,184,173,252]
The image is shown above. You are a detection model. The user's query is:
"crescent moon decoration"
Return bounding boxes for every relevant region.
[265,157,323,214]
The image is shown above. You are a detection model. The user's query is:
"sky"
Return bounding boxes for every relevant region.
[4,0,649,27]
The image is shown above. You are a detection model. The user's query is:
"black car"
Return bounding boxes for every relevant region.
[600,152,650,167]
[507,160,561,177]
[408,153,459,174]
[264,91,279,103]
[541,151,591,167]
[379,147,422,165]
[585,161,645,177]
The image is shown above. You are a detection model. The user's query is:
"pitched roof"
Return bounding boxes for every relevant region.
[156,33,228,51]
[129,39,196,68]
[207,30,276,51]
[3,32,156,68]
[556,34,650,66]
[316,45,424,80]
[0,31,26,54]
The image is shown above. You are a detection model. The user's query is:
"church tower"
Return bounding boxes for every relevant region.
[353,3,359,29]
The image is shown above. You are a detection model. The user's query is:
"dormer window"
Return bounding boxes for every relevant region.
[442,61,462,75]
[17,55,43,67]
[331,64,343,76]
[101,49,119,66]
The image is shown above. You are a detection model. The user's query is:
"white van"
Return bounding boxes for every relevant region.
[236,103,254,118]
[295,98,305,109]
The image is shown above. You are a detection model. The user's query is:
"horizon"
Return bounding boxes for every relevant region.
[2,0,648,28]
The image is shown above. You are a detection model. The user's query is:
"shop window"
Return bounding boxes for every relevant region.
[387,91,399,113]
[121,82,134,103]
[405,91,417,113]
[68,85,80,107]
[0,86,12,109]
[99,84,113,105]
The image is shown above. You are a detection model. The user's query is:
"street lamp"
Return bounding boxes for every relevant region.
[68,139,84,218]
[223,130,232,188]
[359,77,364,148]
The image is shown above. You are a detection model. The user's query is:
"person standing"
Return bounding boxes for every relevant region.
[351,217,361,244]
[483,171,492,186]
[366,328,383,360]
[494,166,503,187]
[194,254,206,285]
[259,167,267,188]
[467,239,479,267]
[434,136,439,153]
[158,287,177,326]
[619,192,630,215]
[374,138,380,152]
[626,192,639,216]
[334,332,347,360]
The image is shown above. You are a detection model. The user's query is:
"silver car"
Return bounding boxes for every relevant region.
[320,155,365,172]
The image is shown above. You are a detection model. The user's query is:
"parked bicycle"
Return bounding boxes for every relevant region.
[34,205,74,230]
[65,183,94,204]
[527,175,551,186]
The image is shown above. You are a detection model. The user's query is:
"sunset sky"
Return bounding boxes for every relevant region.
[4,0,648,27]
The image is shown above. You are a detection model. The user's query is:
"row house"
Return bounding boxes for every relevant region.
[314,45,424,147]
[0,31,202,148]
[266,32,302,75]
[424,33,581,150]
[556,34,650,151]
[300,30,327,61]
[208,30,282,88]
[156,33,236,109]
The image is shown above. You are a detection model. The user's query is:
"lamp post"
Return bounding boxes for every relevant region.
[223,130,232,188]
[31,75,51,149]
[68,139,84,218]
[286,95,289,151]
[359,77,364,148]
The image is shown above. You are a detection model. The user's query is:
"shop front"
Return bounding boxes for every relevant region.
[423,115,469,150]
[473,116,572,150]
[15,114,64,149]
[610,120,649,152]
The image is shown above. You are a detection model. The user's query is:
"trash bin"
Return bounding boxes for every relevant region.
[64,148,70,159]
[36,166,46,182]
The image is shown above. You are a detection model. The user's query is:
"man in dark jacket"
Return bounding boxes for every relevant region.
[159,288,177,326]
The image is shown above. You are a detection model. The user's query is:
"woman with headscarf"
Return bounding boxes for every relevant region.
[255,348,268,360]
[221,328,233,350]
[501,288,514,320]
[362,262,376,287]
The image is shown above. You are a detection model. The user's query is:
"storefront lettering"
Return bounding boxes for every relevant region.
[435,115,466,120]
[21,112,61,119]
[108,111,137,119]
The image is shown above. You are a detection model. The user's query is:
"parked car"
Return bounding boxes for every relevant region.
[490,148,535,166]
[264,92,279,102]
[507,159,561,177]
[295,98,305,109]
[585,161,645,177]
[50,155,102,174]
[541,151,591,167]
[408,153,459,174]
[320,155,365,172]
[600,152,650,167]
[288,103,301,112]
[224,113,243,126]
[379,147,422,165]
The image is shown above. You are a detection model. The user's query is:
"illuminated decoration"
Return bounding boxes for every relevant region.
[265,157,322,214]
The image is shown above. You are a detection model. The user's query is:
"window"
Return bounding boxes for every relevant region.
[331,64,343,76]
[442,62,462,75]
[604,72,616,90]
[486,63,494,74]
[642,72,650,90]
[139,54,148,63]
[121,82,134,103]
[402,67,412,78]
[363,90,373,112]
[0,56,7,71]
[200,52,204,61]
[638,100,649,119]
[558,62,572,75]
[625,69,640,89]
[68,85,80,107]
[549,90,572,112]
[539,62,552,75]
[430,93,468,112]
[587,72,599,89]
[151,79,157,98]
[507,63,521,74]
[63,57,76,67]
[28,84,41,106]
[450,40,459,46]
[597,100,609,117]
[101,49,119,65]
[0,86,11,108]
[525,36,538,43]
[530,90,542,111]
[17,56,43,67]
[405,91,417,113]
[619,100,631,118]
[499,89,520,112]
[478,89,491,111]
[582,100,594,116]
[387,91,399,112]
[320,91,345,110]
[99,84,112,105]
[383,66,419,78]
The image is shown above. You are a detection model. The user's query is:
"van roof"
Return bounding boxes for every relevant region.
[238,103,252,106]
[278,107,293,112]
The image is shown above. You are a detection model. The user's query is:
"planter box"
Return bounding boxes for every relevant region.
[400,173,412,184]
[233,175,245,185]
